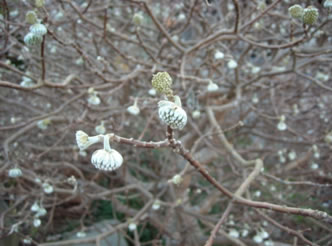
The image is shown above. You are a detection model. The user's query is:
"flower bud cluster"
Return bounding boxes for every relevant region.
[75,131,124,171]
[288,4,319,25]
[24,10,47,46]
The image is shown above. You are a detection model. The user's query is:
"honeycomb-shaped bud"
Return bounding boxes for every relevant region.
[158,100,187,130]
[288,4,304,19]
[151,72,173,95]
[303,7,318,25]
[24,32,43,46]
[30,23,47,36]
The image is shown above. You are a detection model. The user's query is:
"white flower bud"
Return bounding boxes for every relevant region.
[253,234,263,243]
[127,100,140,116]
[31,202,40,212]
[91,135,123,171]
[20,76,35,87]
[277,115,287,131]
[241,229,249,237]
[95,121,106,134]
[207,80,219,92]
[76,231,86,238]
[152,200,161,210]
[37,118,51,130]
[87,94,101,105]
[229,229,239,238]
[288,150,297,160]
[192,110,201,119]
[33,218,41,228]
[214,50,224,60]
[148,88,156,96]
[35,207,47,217]
[133,13,144,25]
[227,59,238,69]
[311,163,319,169]
[8,168,22,178]
[158,98,187,130]
[75,130,100,151]
[42,182,54,194]
[128,223,137,231]
[169,174,183,185]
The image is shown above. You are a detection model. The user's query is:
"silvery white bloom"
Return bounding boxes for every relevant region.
[8,168,22,178]
[311,163,319,170]
[87,94,101,105]
[34,178,42,183]
[76,231,86,238]
[128,222,137,231]
[270,185,276,191]
[207,80,219,92]
[277,115,287,131]
[158,96,187,130]
[172,35,179,42]
[95,121,106,134]
[35,207,47,217]
[31,202,40,212]
[229,229,239,238]
[252,94,259,104]
[227,59,238,69]
[75,57,84,65]
[293,104,299,115]
[20,77,35,87]
[254,190,261,197]
[214,50,224,60]
[23,238,32,244]
[253,234,263,243]
[132,12,143,25]
[91,135,123,171]
[264,240,274,246]
[169,174,183,185]
[192,110,201,119]
[241,229,249,237]
[37,118,51,130]
[312,145,320,159]
[50,46,57,54]
[127,100,140,116]
[178,12,186,21]
[325,132,332,144]
[252,66,261,74]
[324,0,332,8]
[24,32,43,46]
[33,218,41,228]
[148,88,156,96]
[76,130,100,151]
[316,72,329,82]
[42,182,54,194]
[259,230,269,239]
[30,23,47,36]
[196,188,202,194]
[79,150,87,157]
[152,200,161,210]
[288,150,297,160]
